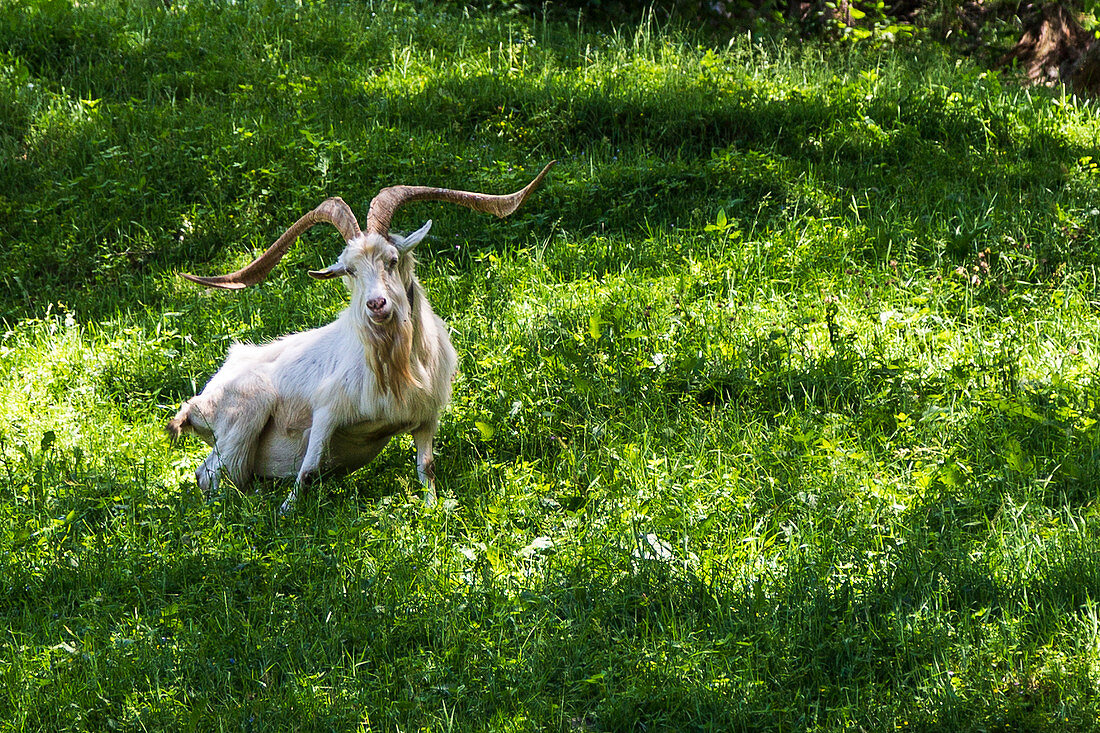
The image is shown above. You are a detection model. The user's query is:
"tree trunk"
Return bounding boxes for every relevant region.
[1069,38,1100,95]
[998,3,1092,86]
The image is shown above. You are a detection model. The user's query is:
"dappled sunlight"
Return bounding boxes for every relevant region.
[3,0,1100,729]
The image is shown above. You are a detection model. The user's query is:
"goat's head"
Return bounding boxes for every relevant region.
[181,161,556,295]
[310,223,432,330]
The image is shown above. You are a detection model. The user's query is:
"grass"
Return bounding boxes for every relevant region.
[2,0,1100,730]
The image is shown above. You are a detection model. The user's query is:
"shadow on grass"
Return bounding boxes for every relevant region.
[6,527,1098,730]
[3,425,1100,729]
[389,69,1090,261]
[3,30,1099,322]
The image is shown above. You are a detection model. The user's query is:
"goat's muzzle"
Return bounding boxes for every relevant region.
[366,297,393,324]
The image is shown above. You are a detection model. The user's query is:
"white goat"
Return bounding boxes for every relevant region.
[168,163,554,512]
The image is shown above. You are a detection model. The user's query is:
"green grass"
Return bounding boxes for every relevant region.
[2,0,1100,730]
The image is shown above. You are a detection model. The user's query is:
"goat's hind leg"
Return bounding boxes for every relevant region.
[200,400,273,499]
[195,451,222,497]
[170,400,223,497]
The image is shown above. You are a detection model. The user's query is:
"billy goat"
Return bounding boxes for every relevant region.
[168,163,554,512]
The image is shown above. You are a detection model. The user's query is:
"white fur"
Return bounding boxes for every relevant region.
[169,225,457,512]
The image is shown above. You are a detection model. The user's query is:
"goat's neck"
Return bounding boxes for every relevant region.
[405,278,433,363]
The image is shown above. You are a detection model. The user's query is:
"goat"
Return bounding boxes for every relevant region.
[168,162,554,512]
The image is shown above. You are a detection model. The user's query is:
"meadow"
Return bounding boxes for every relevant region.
[2,0,1100,729]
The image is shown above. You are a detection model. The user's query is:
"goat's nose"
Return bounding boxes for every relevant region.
[367,297,387,312]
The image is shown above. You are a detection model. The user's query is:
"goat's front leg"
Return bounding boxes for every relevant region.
[280,407,338,514]
[412,419,439,506]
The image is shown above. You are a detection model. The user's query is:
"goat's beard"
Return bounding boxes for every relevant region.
[362,306,420,402]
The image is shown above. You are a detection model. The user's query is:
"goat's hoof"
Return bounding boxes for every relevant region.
[278,490,299,516]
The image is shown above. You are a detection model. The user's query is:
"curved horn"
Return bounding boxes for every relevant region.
[365,161,556,236]
[181,197,361,290]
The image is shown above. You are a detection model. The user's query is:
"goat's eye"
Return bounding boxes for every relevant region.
[388,256,399,270]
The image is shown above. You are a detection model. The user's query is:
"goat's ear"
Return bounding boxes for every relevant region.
[396,220,432,253]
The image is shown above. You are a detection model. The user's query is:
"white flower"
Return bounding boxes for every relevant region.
[520,536,554,558]
[633,533,674,562]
